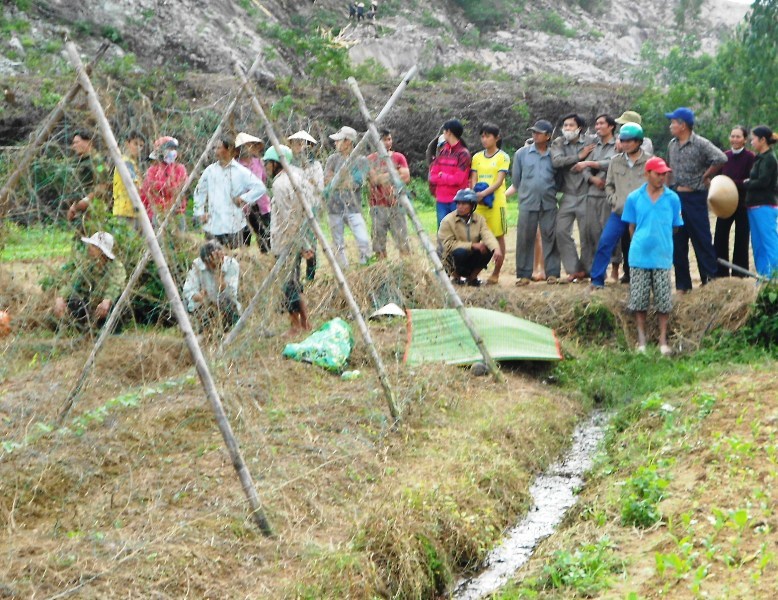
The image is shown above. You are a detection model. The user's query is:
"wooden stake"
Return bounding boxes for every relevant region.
[65,42,273,536]
[221,67,418,353]
[347,77,503,381]
[234,62,401,423]
[59,49,273,421]
[0,43,109,217]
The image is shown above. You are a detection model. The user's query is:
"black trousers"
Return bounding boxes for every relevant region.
[450,248,493,278]
[714,202,750,277]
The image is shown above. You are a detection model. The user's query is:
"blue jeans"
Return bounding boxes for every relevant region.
[748,205,778,278]
[436,201,456,229]
[590,212,628,287]
[673,190,718,290]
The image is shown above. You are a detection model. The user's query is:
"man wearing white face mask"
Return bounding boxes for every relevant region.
[551,113,597,282]
[140,136,188,231]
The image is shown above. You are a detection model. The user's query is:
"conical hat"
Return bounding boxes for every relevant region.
[707,174,738,218]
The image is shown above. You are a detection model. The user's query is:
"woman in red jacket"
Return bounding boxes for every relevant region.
[429,119,471,228]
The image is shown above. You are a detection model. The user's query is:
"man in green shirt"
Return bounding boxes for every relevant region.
[53,231,126,330]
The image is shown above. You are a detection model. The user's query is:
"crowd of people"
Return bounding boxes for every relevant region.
[51,108,778,351]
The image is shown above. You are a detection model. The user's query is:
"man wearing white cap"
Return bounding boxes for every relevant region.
[323,126,371,266]
[53,232,126,329]
[193,137,267,249]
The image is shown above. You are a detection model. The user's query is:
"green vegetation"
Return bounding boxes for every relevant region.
[0,223,71,262]
[620,463,669,527]
[534,11,577,38]
[635,0,778,148]
[451,0,525,32]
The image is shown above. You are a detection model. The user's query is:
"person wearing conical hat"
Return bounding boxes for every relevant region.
[235,132,271,252]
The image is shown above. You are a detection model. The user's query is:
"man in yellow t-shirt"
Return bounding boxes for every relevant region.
[470,123,510,284]
[112,131,145,228]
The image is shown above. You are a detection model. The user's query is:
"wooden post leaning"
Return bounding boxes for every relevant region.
[220,67,418,354]
[0,43,109,217]
[234,63,401,423]
[59,50,272,422]
[346,77,502,382]
[64,42,273,537]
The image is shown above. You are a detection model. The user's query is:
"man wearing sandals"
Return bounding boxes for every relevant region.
[512,120,561,286]
[621,157,683,356]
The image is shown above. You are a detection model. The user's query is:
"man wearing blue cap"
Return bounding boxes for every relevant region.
[665,107,727,292]
[438,189,501,286]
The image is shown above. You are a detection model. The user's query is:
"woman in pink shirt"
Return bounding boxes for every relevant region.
[429,119,471,228]
[235,132,271,252]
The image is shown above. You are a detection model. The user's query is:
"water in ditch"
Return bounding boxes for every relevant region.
[451,410,609,600]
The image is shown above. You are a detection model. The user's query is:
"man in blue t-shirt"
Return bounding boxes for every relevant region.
[621,157,684,356]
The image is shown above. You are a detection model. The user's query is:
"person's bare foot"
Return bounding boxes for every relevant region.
[531,271,546,282]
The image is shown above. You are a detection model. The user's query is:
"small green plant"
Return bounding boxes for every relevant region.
[744,283,778,348]
[536,537,623,596]
[536,11,576,38]
[620,464,668,527]
[573,301,617,342]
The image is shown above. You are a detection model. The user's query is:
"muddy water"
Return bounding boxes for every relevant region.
[451,411,608,600]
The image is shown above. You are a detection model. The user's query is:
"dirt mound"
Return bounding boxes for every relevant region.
[96,334,192,385]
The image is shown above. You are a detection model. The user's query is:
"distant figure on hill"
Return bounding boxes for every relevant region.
[622,157,683,356]
[53,232,126,331]
[357,2,365,20]
[348,2,356,19]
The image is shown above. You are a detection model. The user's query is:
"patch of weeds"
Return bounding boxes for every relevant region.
[490,42,511,52]
[532,537,623,596]
[532,11,576,38]
[620,464,668,527]
[573,301,617,343]
[420,10,443,28]
[743,282,778,348]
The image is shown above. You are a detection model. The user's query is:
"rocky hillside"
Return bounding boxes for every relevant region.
[2,0,749,81]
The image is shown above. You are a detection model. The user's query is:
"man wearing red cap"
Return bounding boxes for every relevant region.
[621,157,683,356]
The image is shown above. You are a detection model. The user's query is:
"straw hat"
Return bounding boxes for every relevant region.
[707,174,738,218]
[288,130,318,144]
[235,132,264,148]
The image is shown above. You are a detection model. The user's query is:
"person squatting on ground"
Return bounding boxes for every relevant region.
[665,107,727,292]
[53,232,126,331]
[551,113,598,282]
[183,240,241,330]
[112,131,145,230]
[590,123,651,289]
[235,132,272,252]
[714,126,755,277]
[622,157,683,356]
[744,125,778,278]
[267,144,317,335]
[193,137,267,249]
[469,122,510,284]
[65,130,110,233]
[429,119,471,228]
[367,128,411,259]
[323,126,371,267]
[579,114,617,275]
[140,136,188,231]
[512,120,561,286]
[438,189,502,287]
[289,130,324,281]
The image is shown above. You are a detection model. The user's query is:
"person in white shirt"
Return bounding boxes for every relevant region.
[193,138,267,248]
[183,240,241,330]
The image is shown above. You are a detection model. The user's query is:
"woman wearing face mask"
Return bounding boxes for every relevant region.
[714,126,755,277]
[141,136,189,231]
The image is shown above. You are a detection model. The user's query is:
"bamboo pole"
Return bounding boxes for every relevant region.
[717,258,765,281]
[234,63,401,423]
[325,66,417,197]
[346,77,502,381]
[65,42,273,536]
[0,43,109,217]
[220,67,417,353]
[59,49,271,421]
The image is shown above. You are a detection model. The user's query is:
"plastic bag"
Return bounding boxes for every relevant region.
[282,317,354,372]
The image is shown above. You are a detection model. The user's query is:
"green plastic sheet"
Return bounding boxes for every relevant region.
[404,308,562,366]
[282,317,354,372]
